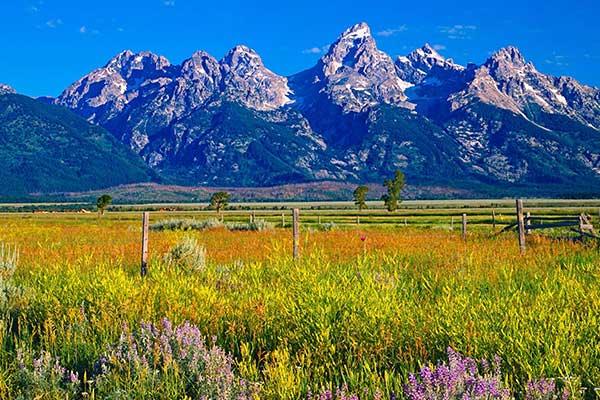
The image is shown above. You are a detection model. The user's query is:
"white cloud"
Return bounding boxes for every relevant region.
[79,25,100,35]
[433,44,446,51]
[440,24,477,40]
[46,18,63,28]
[545,54,568,67]
[302,45,330,55]
[302,47,322,54]
[376,25,408,37]
[27,0,43,13]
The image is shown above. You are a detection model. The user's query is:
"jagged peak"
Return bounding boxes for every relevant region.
[181,51,221,80]
[339,22,371,40]
[104,50,134,68]
[322,22,381,67]
[221,45,263,68]
[183,50,219,69]
[189,50,216,60]
[224,45,260,58]
[403,43,465,72]
[105,50,171,72]
[488,46,527,67]
[409,44,446,64]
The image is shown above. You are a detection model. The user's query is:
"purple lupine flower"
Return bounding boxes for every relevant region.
[404,348,511,400]
[95,319,258,399]
[319,389,333,400]
[525,377,569,400]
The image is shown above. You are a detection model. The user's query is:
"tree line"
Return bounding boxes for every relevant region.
[94,170,405,215]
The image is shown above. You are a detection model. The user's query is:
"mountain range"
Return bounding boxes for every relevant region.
[2,22,600,198]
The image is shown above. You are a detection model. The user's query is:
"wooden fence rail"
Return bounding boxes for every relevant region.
[292,209,299,260]
[141,211,149,277]
[514,199,598,253]
[136,202,599,274]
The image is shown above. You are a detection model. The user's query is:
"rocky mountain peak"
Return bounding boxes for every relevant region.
[406,44,464,72]
[221,45,263,70]
[105,50,134,70]
[323,22,378,74]
[411,44,444,63]
[0,83,15,95]
[220,45,292,111]
[291,22,409,113]
[107,50,172,80]
[395,44,465,89]
[106,49,169,69]
[486,46,527,70]
[338,22,372,41]
[181,51,221,80]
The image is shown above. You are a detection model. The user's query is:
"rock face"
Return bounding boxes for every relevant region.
[49,22,600,195]
[395,44,469,117]
[290,23,410,115]
[220,46,292,111]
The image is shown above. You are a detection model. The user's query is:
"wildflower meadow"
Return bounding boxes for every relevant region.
[0,210,599,399]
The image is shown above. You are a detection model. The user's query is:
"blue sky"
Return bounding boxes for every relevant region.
[2,0,599,97]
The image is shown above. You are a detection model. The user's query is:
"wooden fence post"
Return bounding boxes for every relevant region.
[450,216,454,230]
[250,211,255,224]
[492,208,496,230]
[281,213,285,228]
[404,217,407,226]
[318,215,321,224]
[293,209,300,260]
[462,213,467,240]
[356,215,360,225]
[525,212,531,235]
[141,212,149,277]
[516,199,526,254]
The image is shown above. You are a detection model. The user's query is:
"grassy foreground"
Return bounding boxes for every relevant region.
[0,212,599,398]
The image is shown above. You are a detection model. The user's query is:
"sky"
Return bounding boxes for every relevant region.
[1,0,599,97]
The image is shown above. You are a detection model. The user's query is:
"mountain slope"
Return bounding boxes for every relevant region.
[0,93,155,196]
[138,100,347,185]
[445,101,600,186]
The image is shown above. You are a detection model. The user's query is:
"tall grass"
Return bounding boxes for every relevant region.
[0,214,599,398]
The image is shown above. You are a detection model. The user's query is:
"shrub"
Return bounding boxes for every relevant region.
[14,348,80,398]
[150,218,223,231]
[318,222,337,231]
[151,218,274,232]
[164,236,207,272]
[94,319,257,399]
[0,242,26,315]
[0,242,18,280]
[226,220,274,231]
